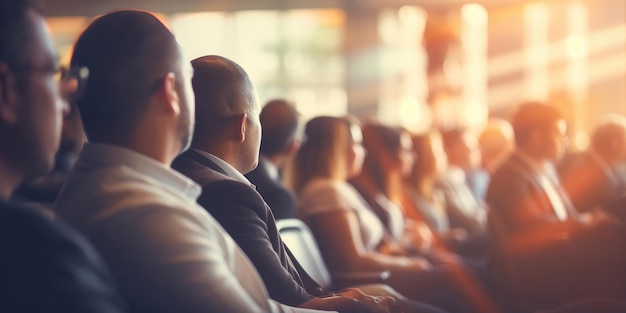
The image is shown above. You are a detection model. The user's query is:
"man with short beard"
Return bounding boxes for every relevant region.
[53,9,390,313]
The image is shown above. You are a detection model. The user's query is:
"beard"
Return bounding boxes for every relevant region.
[175,88,194,154]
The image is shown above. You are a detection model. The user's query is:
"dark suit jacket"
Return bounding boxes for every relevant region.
[0,201,128,313]
[558,151,626,217]
[245,158,297,220]
[486,152,577,235]
[172,150,323,307]
[486,152,626,308]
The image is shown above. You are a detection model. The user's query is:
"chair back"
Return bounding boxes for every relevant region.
[276,218,333,290]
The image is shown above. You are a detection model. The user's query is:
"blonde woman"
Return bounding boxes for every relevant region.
[405,132,486,256]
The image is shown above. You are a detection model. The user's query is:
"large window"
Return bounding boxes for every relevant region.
[48,9,347,121]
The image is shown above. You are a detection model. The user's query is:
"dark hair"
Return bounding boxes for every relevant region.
[0,0,43,66]
[591,114,626,159]
[259,99,299,156]
[287,116,354,194]
[71,10,181,143]
[359,122,408,197]
[511,101,564,146]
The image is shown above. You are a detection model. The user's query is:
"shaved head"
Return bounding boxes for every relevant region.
[190,55,257,142]
[191,55,261,173]
[71,10,184,143]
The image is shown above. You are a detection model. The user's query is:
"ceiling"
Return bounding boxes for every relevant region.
[45,0,529,17]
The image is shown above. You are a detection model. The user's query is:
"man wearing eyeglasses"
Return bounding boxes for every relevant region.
[0,1,127,312]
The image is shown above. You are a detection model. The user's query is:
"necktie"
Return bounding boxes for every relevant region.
[537,174,569,221]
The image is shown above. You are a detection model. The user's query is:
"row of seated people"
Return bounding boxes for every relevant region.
[2,5,399,313]
[246,99,626,313]
[4,3,626,313]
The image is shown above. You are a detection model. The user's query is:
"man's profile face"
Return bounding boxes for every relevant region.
[176,58,195,153]
[243,88,262,173]
[15,10,69,179]
[541,118,568,162]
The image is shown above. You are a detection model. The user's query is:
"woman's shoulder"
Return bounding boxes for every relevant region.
[298,179,356,214]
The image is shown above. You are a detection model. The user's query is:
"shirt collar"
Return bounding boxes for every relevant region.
[514,149,562,183]
[192,149,253,186]
[259,156,280,181]
[77,143,202,199]
[514,150,552,174]
[444,165,466,183]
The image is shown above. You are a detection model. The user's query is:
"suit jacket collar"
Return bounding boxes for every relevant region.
[187,149,253,187]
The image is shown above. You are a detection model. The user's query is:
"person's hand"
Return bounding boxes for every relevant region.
[445,228,468,242]
[378,241,410,257]
[580,209,620,228]
[298,288,401,313]
[408,256,433,271]
[337,288,401,313]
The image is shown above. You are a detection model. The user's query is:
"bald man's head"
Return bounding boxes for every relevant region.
[479,118,515,172]
[191,55,261,173]
[71,9,185,143]
[591,114,626,164]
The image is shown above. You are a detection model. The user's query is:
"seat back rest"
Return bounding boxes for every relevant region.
[276,218,333,291]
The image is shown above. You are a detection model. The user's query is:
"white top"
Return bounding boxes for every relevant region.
[53,143,331,313]
[298,178,384,251]
[372,193,405,242]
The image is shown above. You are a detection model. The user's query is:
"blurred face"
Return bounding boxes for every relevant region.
[430,135,449,176]
[347,123,366,179]
[540,118,568,162]
[176,59,195,153]
[461,131,482,170]
[399,132,415,177]
[13,11,69,179]
[242,86,262,174]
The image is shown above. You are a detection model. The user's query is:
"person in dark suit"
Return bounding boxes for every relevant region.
[0,1,127,312]
[486,102,625,312]
[559,114,626,220]
[245,99,300,220]
[172,55,409,313]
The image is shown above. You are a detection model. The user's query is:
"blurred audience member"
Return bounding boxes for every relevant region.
[468,118,515,200]
[405,131,486,257]
[13,101,86,207]
[435,128,488,255]
[245,98,300,220]
[290,117,499,313]
[559,114,626,220]
[486,101,626,312]
[0,1,127,311]
[350,123,419,250]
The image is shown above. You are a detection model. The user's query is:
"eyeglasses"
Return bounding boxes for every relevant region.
[60,65,90,102]
[11,63,90,102]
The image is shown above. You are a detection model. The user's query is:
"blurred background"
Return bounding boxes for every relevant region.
[46,0,625,152]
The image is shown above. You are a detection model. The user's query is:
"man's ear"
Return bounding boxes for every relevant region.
[0,62,19,125]
[232,113,248,143]
[160,72,180,116]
